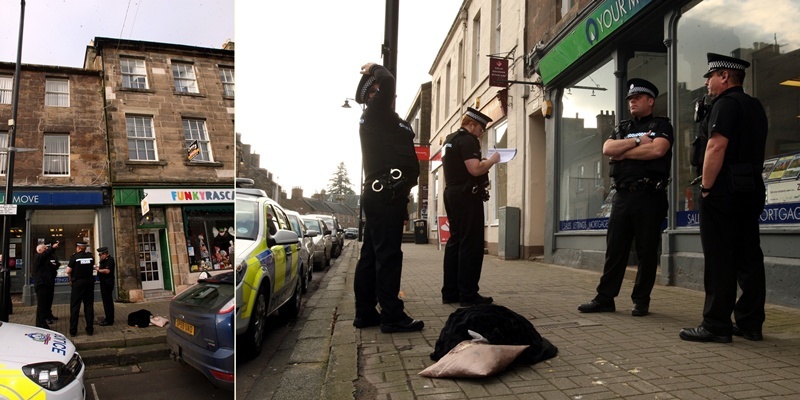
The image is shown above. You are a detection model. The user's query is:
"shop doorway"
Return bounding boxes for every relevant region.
[137,230,163,290]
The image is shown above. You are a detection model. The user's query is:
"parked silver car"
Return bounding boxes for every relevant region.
[305,214,343,258]
[285,209,316,293]
[301,216,332,270]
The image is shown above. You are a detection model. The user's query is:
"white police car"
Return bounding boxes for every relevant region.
[0,321,85,399]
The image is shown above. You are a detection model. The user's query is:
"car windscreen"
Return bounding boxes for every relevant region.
[303,219,320,231]
[287,215,303,237]
[235,199,258,240]
[174,281,234,312]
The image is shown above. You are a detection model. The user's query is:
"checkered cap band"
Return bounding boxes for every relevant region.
[359,76,376,102]
[465,109,490,127]
[628,86,656,98]
[708,60,747,71]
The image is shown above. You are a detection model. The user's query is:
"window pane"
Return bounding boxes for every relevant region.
[172,63,198,93]
[0,133,7,174]
[558,59,617,228]
[43,134,70,175]
[45,79,69,107]
[0,76,12,104]
[183,119,212,162]
[121,58,148,89]
[126,116,157,160]
[220,68,234,97]
[676,0,800,220]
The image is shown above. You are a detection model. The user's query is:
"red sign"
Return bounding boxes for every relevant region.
[414,145,430,161]
[437,215,450,244]
[489,57,508,87]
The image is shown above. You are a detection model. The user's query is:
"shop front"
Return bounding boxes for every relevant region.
[536,0,800,307]
[4,188,113,306]
[112,187,233,301]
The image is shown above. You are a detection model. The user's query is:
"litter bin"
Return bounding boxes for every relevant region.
[413,219,428,244]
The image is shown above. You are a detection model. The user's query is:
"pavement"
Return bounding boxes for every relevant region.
[257,240,800,400]
[9,294,171,366]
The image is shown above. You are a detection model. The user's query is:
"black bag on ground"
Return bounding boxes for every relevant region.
[430,304,558,365]
[128,309,152,328]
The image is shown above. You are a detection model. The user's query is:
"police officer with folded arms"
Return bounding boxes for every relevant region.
[440,107,500,307]
[578,79,673,317]
[679,53,768,343]
[351,62,423,333]
[66,242,95,336]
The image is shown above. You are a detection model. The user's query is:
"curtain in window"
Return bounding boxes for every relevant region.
[45,79,69,107]
[44,135,69,175]
[0,77,12,104]
[0,133,7,174]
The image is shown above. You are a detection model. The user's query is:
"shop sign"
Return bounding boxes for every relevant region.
[437,215,450,244]
[143,188,234,204]
[538,0,654,84]
[489,57,508,87]
[0,191,103,206]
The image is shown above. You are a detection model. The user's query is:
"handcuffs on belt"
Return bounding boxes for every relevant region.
[611,177,669,192]
[371,169,408,200]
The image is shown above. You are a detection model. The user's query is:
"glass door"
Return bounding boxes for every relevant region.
[137,230,163,290]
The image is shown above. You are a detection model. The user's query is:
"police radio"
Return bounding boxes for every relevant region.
[693,96,708,122]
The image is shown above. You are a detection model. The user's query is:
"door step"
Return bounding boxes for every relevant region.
[142,289,174,302]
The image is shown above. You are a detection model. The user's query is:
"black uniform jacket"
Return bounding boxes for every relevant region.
[359,64,419,187]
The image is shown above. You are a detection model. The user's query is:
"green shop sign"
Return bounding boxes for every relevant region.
[539,0,654,85]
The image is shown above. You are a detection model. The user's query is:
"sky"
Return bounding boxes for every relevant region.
[236,1,463,198]
[0,1,233,68]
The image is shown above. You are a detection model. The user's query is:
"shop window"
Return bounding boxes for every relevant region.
[186,209,234,272]
[490,120,508,223]
[30,209,96,284]
[558,59,617,230]
[675,0,800,226]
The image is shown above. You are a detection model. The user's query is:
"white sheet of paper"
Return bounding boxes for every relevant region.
[487,148,517,163]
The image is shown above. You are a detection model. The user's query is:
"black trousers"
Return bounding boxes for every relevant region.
[99,280,115,323]
[35,282,54,327]
[595,189,668,306]
[353,189,409,324]
[699,185,766,335]
[69,278,95,333]
[442,185,485,300]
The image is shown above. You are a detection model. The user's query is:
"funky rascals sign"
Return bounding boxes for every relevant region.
[538,0,654,85]
[143,188,234,204]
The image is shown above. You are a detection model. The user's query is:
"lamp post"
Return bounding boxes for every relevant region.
[0,0,26,322]
[341,98,365,241]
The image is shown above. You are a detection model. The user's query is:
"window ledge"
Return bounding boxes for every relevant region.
[119,87,155,94]
[184,161,223,167]
[173,91,205,98]
[126,160,168,166]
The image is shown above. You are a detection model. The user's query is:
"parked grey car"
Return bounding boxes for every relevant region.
[305,214,343,258]
[302,216,332,271]
[285,209,316,293]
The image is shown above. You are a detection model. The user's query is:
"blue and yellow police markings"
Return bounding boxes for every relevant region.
[239,244,275,320]
[272,243,298,293]
[0,365,46,399]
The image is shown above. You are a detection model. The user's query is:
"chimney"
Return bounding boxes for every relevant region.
[291,187,303,200]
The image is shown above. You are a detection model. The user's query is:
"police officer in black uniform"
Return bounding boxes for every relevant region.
[95,246,115,326]
[352,62,423,333]
[680,53,768,343]
[32,241,60,328]
[441,107,501,307]
[66,242,95,336]
[578,79,673,317]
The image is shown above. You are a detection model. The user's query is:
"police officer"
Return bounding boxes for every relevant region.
[352,62,423,333]
[66,242,95,336]
[440,107,501,307]
[32,241,60,329]
[578,78,673,317]
[680,53,768,343]
[95,247,115,326]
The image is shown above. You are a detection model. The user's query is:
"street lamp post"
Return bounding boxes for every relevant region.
[0,0,26,322]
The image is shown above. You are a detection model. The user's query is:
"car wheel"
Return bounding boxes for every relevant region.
[239,285,268,359]
[280,277,302,318]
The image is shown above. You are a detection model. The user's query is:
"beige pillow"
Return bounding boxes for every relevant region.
[419,340,529,378]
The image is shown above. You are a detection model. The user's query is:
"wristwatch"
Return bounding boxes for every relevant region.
[634,137,641,146]
[700,184,712,193]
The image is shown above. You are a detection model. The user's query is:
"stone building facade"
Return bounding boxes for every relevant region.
[84,37,235,301]
[0,63,110,305]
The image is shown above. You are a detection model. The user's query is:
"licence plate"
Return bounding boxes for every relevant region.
[175,318,195,335]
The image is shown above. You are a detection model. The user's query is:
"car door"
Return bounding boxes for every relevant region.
[266,203,299,310]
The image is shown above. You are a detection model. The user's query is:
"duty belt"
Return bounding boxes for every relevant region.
[612,177,669,192]
[369,169,407,200]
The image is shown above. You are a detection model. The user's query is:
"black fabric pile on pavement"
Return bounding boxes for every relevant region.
[430,304,558,364]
